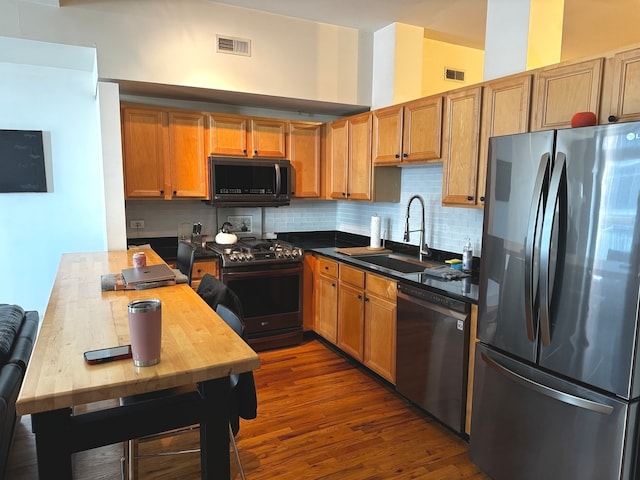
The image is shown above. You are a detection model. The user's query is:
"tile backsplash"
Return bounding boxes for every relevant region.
[125,163,484,255]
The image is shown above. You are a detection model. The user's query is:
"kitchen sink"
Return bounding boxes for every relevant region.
[352,254,441,274]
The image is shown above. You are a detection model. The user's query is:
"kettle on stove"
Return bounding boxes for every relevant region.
[215,222,238,245]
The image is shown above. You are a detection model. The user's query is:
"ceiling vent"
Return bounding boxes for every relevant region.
[216,35,251,57]
[444,67,465,82]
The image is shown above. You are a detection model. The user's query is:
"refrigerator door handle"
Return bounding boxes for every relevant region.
[524,153,551,341]
[539,152,568,346]
[480,352,614,415]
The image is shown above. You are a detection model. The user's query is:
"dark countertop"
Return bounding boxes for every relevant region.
[127,236,218,261]
[127,231,479,304]
[277,231,479,304]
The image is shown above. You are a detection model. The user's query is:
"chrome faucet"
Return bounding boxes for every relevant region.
[403,195,431,261]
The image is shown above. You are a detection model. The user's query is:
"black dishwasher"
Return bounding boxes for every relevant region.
[396,282,470,434]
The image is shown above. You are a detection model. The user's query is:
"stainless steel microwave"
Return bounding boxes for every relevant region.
[206,156,291,207]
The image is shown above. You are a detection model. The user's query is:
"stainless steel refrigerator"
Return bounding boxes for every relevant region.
[470,122,640,480]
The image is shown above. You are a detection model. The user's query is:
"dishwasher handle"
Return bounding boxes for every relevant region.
[397,287,469,320]
[398,283,469,315]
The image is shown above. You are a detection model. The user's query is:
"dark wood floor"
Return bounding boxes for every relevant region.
[6,337,489,479]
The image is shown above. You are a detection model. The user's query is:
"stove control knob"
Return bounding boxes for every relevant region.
[229,254,238,262]
[246,253,254,261]
[292,248,303,258]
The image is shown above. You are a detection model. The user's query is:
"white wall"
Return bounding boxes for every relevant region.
[0,0,372,108]
[125,165,485,256]
[0,38,107,316]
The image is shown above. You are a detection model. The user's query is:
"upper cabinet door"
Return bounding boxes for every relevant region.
[372,105,404,165]
[167,111,209,198]
[441,86,482,206]
[250,118,287,158]
[289,121,322,198]
[328,118,349,200]
[121,106,167,199]
[402,95,443,163]
[606,47,640,124]
[347,112,373,201]
[209,114,248,156]
[477,73,532,206]
[531,58,603,131]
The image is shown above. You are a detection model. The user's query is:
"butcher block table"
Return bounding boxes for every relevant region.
[16,249,260,479]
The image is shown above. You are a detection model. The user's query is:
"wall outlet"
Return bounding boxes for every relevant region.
[130,220,145,229]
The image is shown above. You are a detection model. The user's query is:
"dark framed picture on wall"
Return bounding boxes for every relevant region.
[0,129,48,193]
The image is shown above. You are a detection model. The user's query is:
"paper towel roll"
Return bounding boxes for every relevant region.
[370,216,381,248]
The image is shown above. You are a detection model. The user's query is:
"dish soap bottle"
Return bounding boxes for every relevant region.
[462,238,473,273]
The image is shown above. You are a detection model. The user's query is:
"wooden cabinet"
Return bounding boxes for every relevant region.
[209,113,287,158]
[441,86,483,206]
[209,113,248,156]
[338,265,366,360]
[328,112,401,202]
[475,73,533,207]
[363,273,397,383]
[335,263,397,383]
[289,121,323,198]
[372,95,443,165]
[250,117,287,157]
[531,58,603,131]
[329,112,372,200]
[603,47,640,124]
[122,105,209,200]
[315,257,339,343]
[302,253,317,331]
[191,258,219,290]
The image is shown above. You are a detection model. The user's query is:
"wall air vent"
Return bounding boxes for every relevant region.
[444,68,465,82]
[216,35,251,56]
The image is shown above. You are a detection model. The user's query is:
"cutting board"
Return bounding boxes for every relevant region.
[334,246,392,256]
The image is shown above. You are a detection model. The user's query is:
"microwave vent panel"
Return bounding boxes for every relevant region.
[216,35,251,56]
[444,67,465,82]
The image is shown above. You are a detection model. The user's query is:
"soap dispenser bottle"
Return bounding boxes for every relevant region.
[462,238,473,273]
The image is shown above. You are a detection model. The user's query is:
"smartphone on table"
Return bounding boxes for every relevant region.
[84,345,132,365]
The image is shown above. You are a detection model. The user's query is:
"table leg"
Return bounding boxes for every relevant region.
[198,377,231,480]
[31,408,73,479]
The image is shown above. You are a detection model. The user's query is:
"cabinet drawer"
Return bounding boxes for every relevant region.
[340,264,365,288]
[366,273,397,301]
[318,257,338,278]
[192,259,219,280]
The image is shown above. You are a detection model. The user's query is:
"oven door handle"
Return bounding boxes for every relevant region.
[220,263,303,279]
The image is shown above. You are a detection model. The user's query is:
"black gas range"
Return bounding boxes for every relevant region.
[205,238,304,351]
[205,238,304,268]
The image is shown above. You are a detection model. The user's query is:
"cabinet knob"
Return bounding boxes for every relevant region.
[395,154,400,159]
[467,195,474,201]
[480,196,485,202]
[160,190,164,195]
[331,283,336,287]
[342,192,347,197]
[254,150,258,155]
[173,190,177,195]
[243,149,247,154]
[357,294,363,299]
[403,153,408,158]
[608,115,618,123]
